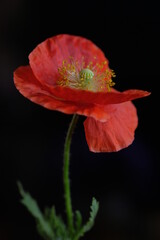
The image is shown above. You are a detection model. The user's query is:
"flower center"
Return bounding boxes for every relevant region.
[58,57,115,92]
[79,68,94,81]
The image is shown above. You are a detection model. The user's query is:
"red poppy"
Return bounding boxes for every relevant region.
[14,34,150,152]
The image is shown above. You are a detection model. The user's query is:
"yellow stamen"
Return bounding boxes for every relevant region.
[57,57,116,92]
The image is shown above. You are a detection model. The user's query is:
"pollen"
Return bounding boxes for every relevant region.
[57,57,116,92]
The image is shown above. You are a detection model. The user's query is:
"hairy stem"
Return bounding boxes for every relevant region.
[63,114,79,234]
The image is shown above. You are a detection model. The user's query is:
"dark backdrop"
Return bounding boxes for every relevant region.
[0,0,159,239]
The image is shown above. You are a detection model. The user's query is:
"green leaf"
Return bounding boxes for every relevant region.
[17,182,99,240]
[17,182,55,240]
[73,197,99,240]
[44,206,68,238]
[75,210,82,231]
[82,197,99,232]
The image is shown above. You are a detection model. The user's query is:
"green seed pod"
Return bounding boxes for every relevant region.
[79,68,94,81]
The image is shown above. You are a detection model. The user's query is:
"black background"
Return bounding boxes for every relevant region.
[0,0,160,239]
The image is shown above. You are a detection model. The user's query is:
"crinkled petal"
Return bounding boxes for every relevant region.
[84,101,138,152]
[13,66,112,121]
[14,66,150,122]
[29,34,107,86]
[47,86,150,105]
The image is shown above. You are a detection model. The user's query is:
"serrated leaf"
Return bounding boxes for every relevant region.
[73,197,99,240]
[82,197,99,232]
[17,182,55,239]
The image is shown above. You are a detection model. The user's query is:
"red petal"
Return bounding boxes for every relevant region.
[84,101,138,152]
[29,34,107,86]
[13,66,112,121]
[47,86,150,105]
[14,66,150,122]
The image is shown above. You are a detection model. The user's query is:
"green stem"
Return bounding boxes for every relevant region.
[63,114,79,234]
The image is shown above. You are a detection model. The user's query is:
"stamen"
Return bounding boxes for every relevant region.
[57,57,116,92]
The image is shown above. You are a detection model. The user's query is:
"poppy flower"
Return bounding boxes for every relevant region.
[13,34,150,152]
